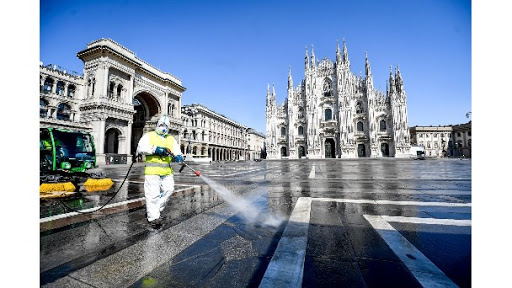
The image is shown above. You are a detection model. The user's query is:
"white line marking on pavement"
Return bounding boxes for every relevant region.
[314,198,471,207]
[364,214,460,287]
[259,197,312,288]
[308,165,316,179]
[40,197,145,223]
[381,215,471,226]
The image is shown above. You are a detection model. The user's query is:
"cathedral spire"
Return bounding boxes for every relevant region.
[336,39,341,65]
[395,64,404,94]
[305,46,309,70]
[389,66,395,94]
[272,82,276,102]
[365,51,372,77]
[342,38,349,63]
[311,44,316,68]
[288,65,293,90]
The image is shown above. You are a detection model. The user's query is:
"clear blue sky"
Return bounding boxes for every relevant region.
[40,0,470,133]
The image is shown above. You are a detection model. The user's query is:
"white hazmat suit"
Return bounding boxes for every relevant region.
[136,116,183,226]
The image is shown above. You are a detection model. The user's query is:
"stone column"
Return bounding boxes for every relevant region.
[126,121,133,162]
[93,116,107,165]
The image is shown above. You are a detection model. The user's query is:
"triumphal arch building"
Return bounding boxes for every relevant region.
[40,38,185,164]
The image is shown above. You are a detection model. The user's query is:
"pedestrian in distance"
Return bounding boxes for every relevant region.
[136,115,184,229]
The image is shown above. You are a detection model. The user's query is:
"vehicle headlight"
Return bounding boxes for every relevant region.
[84,161,92,169]
[61,162,71,170]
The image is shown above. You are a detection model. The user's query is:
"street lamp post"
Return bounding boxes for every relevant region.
[441,135,446,158]
[183,106,198,159]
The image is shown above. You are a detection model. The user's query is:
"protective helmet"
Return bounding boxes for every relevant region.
[155,115,171,135]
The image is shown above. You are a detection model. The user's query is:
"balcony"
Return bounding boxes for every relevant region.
[320,120,337,129]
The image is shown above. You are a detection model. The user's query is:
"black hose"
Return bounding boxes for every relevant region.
[56,161,135,214]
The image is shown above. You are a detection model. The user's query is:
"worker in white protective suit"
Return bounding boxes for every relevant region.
[136,115,184,229]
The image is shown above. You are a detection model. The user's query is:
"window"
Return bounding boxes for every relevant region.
[67,85,76,98]
[419,141,424,147]
[324,108,332,121]
[43,78,53,94]
[434,142,438,148]
[298,126,304,136]
[40,99,48,117]
[468,139,471,147]
[56,81,65,96]
[117,85,123,98]
[434,133,438,138]
[356,102,363,114]
[281,127,286,136]
[379,120,386,131]
[427,142,431,148]
[323,80,332,97]
[109,82,115,98]
[357,121,364,132]
[56,103,71,121]
[298,107,305,119]
[457,132,461,137]
[419,133,423,138]
[468,131,471,136]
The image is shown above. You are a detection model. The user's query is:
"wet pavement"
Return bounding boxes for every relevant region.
[40,158,471,287]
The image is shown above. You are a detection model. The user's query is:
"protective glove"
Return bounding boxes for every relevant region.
[154,146,170,156]
[173,154,184,163]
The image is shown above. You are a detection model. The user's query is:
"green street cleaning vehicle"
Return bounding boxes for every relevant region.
[40,127,113,195]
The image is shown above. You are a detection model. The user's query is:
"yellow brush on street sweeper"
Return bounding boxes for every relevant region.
[40,127,113,197]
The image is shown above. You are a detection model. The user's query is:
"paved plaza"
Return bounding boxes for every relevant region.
[40,158,471,287]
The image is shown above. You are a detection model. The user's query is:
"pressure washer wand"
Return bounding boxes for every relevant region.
[166,149,200,177]
[179,162,201,177]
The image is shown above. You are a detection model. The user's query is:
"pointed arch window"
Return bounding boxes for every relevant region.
[57,103,71,121]
[380,120,386,131]
[298,126,304,136]
[356,102,363,114]
[324,108,332,121]
[323,79,332,97]
[357,121,364,132]
[298,107,305,119]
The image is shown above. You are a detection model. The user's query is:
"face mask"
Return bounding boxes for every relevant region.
[156,126,168,135]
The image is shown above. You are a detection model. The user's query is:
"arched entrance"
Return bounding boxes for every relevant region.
[131,92,160,155]
[280,147,287,157]
[105,128,120,153]
[324,138,335,158]
[381,143,389,157]
[298,146,306,158]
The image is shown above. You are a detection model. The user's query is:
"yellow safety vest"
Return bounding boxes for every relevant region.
[145,131,176,175]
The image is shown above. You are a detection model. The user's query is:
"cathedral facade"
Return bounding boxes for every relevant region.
[266,40,411,159]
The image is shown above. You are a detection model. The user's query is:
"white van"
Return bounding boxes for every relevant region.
[409,145,425,160]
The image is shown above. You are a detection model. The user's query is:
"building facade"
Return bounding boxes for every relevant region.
[265,40,411,159]
[180,104,250,162]
[409,121,471,158]
[40,38,261,164]
[40,39,186,164]
[247,129,265,160]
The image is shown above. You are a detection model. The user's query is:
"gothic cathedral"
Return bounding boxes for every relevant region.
[265,39,411,159]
